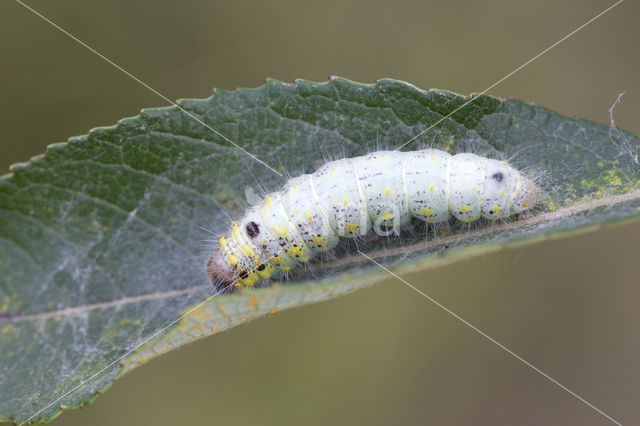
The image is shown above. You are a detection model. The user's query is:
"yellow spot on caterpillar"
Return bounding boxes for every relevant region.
[306,211,313,221]
[380,211,394,220]
[462,217,475,222]
[300,256,310,262]
[471,185,476,192]
[430,157,437,162]
[282,266,291,272]
[171,217,178,224]
[274,224,288,236]
[384,186,391,196]
[346,222,360,232]
[291,185,298,190]
[215,326,221,331]
[257,264,275,278]
[429,184,435,193]
[500,190,505,197]
[330,167,337,173]
[254,257,262,266]
[474,161,479,167]
[102,226,109,232]
[343,197,349,206]
[288,245,305,257]
[460,205,470,213]
[421,208,435,216]
[492,205,501,215]
[522,202,530,208]
[242,273,258,286]
[219,236,227,249]
[271,256,286,265]
[227,254,238,266]
[91,221,98,228]
[265,198,273,207]
[246,297,258,308]
[271,309,278,314]
[514,188,520,197]
[380,156,387,163]
[241,244,254,257]
[313,235,327,246]
[232,222,240,238]
[138,358,146,364]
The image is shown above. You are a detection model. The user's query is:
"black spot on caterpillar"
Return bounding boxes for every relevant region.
[207,149,540,292]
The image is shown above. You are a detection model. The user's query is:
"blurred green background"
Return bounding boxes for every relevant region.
[1,0,639,424]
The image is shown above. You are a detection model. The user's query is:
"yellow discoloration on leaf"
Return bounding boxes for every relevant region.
[606,170,622,186]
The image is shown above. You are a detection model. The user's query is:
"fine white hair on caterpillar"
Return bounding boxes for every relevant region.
[208,149,540,293]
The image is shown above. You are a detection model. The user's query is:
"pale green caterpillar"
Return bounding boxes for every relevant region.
[208,149,539,292]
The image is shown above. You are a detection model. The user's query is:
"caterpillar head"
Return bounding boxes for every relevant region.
[482,160,540,219]
[207,247,238,294]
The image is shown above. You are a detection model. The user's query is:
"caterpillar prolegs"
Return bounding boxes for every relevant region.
[208,149,540,292]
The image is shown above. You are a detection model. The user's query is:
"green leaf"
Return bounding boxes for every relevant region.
[1,77,639,423]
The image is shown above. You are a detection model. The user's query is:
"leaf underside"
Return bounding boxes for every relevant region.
[1,77,639,423]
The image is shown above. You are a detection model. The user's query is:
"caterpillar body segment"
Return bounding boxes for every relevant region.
[208,149,539,292]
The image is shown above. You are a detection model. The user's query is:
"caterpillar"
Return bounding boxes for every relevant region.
[208,149,540,292]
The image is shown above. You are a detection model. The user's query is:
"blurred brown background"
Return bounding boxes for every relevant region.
[1,0,639,424]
